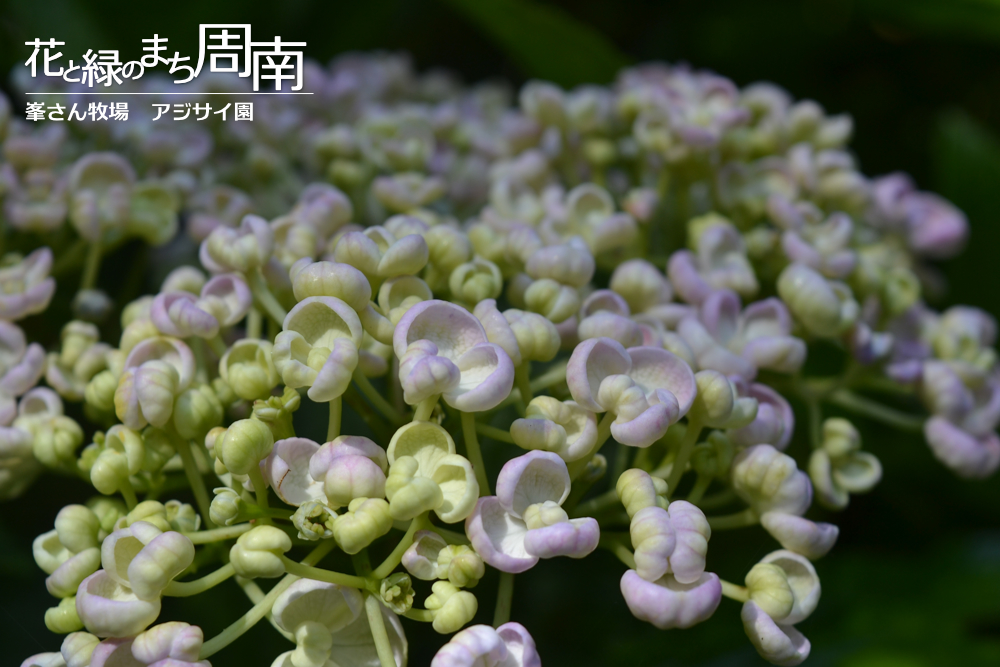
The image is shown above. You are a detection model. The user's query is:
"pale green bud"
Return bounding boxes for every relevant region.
[138,427,175,473]
[164,500,201,532]
[582,137,616,166]
[119,317,160,356]
[579,453,608,484]
[61,631,100,667]
[777,263,858,337]
[252,387,301,442]
[882,266,920,318]
[425,581,478,634]
[230,525,292,578]
[220,418,274,475]
[524,278,580,324]
[691,431,735,478]
[27,415,85,469]
[121,501,172,532]
[439,546,485,588]
[219,340,279,401]
[103,425,145,475]
[449,257,503,305]
[333,497,392,554]
[689,370,758,429]
[55,505,101,553]
[121,296,154,328]
[90,448,131,495]
[87,497,126,534]
[385,457,444,521]
[59,321,100,368]
[745,562,794,622]
[380,573,415,614]
[210,488,244,526]
[617,469,668,519]
[523,501,569,530]
[821,418,860,459]
[173,384,224,441]
[45,596,83,634]
[84,369,119,414]
[292,501,337,541]
[292,620,334,667]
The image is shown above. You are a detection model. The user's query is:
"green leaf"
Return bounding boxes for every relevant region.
[440,0,630,87]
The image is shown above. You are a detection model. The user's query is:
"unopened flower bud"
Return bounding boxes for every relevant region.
[45,597,83,634]
[777,263,858,337]
[164,500,200,533]
[449,257,503,305]
[173,384,224,441]
[745,562,794,622]
[425,581,478,634]
[54,505,101,553]
[332,497,392,554]
[440,546,485,589]
[617,469,668,519]
[220,339,279,401]
[60,631,99,667]
[84,370,119,414]
[210,487,243,526]
[89,448,131,495]
[230,525,292,578]
[524,279,581,324]
[820,418,860,458]
[219,418,274,475]
[689,371,758,429]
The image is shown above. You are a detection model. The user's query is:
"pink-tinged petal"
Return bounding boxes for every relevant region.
[76,570,161,638]
[127,532,195,601]
[677,317,756,380]
[324,455,387,507]
[398,341,462,405]
[46,548,101,598]
[905,192,968,259]
[699,290,742,346]
[496,451,571,517]
[577,312,643,348]
[524,244,595,288]
[445,342,515,412]
[0,248,56,321]
[496,622,541,667]
[631,506,676,582]
[199,274,252,326]
[88,638,140,667]
[312,435,387,476]
[151,293,219,339]
[392,300,489,361]
[924,416,1000,479]
[432,625,507,667]
[1,342,45,396]
[307,338,359,402]
[523,517,599,559]
[781,231,821,268]
[611,401,676,448]
[465,497,537,573]
[580,289,631,318]
[124,338,195,392]
[271,578,365,634]
[741,601,810,666]
[262,437,324,506]
[620,570,722,630]
[667,250,712,305]
[566,337,632,412]
[21,653,66,667]
[729,383,795,450]
[132,622,203,663]
[627,346,698,416]
[666,501,710,584]
[760,513,838,560]
[642,303,697,329]
[473,299,521,367]
[742,336,806,375]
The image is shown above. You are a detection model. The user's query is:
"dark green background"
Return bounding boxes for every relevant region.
[2,0,1000,665]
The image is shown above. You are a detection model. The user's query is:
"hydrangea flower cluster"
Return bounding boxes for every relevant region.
[6,52,995,667]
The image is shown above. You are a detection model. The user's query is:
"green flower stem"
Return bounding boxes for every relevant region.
[373,514,428,581]
[570,487,618,518]
[119,482,138,511]
[81,235,103,290]
[529,361,567,393]
[237,577,293,640]
[402,608,435,622]
[686,473,712,505]
[199,539,336,659]
[175,436,215,529]
[246,307,262,340]
[461,411,491,495]
[695,488,737,510]
[827,389,925,433]
[279,556,370,589]
[720,578,749,603]
[328,396,342,441]
[249,269,288,325]
[184,523,253,544]
[208,335,228,358]
[610,442,632,484]
[427,524,470,546]
[163,562,236,597]
[247,465,273,526]
[562,473,599,514]
[665,420,702,498]
[598,534,636,569]
[476,422,515,444]
[567,412,615,481]
[366,592,398,667]
[414,396,438,422]
[808,397,822,449]
[514,363,533,410]
[493,571,515,628]
[51,238,89,277]
[353,370,404,425]
[707,508,758,530]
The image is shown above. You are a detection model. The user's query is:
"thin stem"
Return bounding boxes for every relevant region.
[514,363,532,412]
[246,307,262,339]
[366,593,398,667]
[353,369,403,425]
[247,466,272,526]
[611,443,632,483]
[529,362,567,393]
[373,515,427,580]
[476,423,514,444]
[686,473,712,505]
[164,563,236,597]
[720,578,749,603]
[707,508,758,530]
[208,335,228,358]
[827,390,925,432]
[250,269,288,325]
[176,437,215,529]
[327,397,342,441]
[237,577,293,640]
[461,411,491,495]
[81,235,103,290]
[120,483,138,511]
[598,534,636,569]
[200,540,336,658]
[414,396,438,422]
[184,523,253,544]
[571,488,619,518]
[493,572,515,628]
[280,556,370,589]
[665,420,702,497]
[695,488,737,510]
[402,608,435,622]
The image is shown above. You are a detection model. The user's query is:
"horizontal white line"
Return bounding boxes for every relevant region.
[25,92,313,95]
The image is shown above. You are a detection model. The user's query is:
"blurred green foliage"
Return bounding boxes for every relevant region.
[2,0,1000,665]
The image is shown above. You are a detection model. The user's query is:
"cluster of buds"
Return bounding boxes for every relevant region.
[8,51,997,667]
